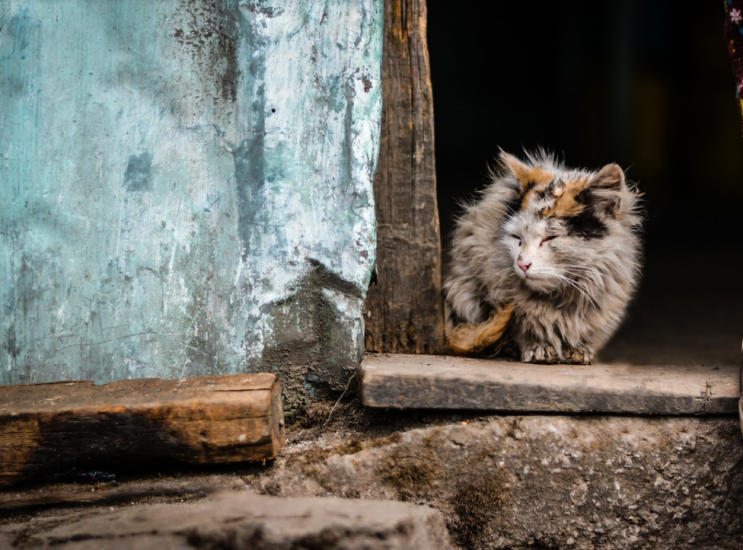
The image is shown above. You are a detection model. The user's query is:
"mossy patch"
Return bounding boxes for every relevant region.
[378,439,441,502]
[292,401,335,430]
[380,454,439,501]
[449,471,508,549]
[335,439,364,456]
[365,432,402,449]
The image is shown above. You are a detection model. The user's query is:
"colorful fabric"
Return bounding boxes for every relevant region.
[725,0,743,130]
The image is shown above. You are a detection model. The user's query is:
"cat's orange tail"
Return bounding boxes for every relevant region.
[447,303,515,355]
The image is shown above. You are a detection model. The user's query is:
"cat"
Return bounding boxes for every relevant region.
[443,150,642,364]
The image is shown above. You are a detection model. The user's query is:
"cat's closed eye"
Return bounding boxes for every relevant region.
[540,236,557,246]
[509,234,522,246]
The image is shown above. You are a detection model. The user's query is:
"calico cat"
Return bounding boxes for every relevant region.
[444,150,642,364]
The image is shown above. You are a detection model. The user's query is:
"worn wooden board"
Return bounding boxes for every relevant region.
[0,373,284,488]
[361,354,739,414]
[363,0,445,355]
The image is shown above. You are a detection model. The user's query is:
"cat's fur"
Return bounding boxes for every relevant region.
[444,150,642,364]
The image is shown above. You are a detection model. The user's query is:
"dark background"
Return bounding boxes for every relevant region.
[427,0,743,364]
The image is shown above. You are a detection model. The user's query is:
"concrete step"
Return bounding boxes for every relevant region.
[249,413,743,550]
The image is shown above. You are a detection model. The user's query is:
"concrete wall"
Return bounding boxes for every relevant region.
[0,1,382,407]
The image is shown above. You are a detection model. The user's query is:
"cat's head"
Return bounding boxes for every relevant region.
[498,150,640,294]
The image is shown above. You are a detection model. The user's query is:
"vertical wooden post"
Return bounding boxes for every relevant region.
[364,0,444,354]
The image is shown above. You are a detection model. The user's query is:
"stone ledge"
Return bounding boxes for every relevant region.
[19,491,453,550]
[361,353,738,414]
[248,413,743,550]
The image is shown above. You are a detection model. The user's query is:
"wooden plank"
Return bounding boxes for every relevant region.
[0,373,284,488]
[363,0,445,355]
[360,354,739,414]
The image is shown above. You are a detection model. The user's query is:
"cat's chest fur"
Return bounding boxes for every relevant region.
[444,150,642,364]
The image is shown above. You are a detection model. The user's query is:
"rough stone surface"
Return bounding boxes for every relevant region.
[0,1,383,410]
[246,411,743,550]
[11,491,454,550]
[3,406,743,549]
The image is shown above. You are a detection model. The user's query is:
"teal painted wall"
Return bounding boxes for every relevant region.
[0,1,382,405]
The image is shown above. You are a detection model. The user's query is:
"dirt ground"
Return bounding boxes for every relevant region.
[3,398,742,549]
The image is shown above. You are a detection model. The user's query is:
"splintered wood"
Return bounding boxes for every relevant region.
[361,354,739,415]
[0,374,284,488]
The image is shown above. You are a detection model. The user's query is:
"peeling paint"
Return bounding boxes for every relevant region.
[0,0,382,404]
[124,152,153,192]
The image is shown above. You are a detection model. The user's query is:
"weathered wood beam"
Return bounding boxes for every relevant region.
[361,354,739,414]
[364,0,445,354]
[0,373,284,488]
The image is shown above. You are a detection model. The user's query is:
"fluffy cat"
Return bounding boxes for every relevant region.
[444,150,642,364]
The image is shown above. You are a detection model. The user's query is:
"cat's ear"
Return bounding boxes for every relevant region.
[499,151,552,191]
[591,163,625,191]
[499,152,532,188]
[588,163,626,216]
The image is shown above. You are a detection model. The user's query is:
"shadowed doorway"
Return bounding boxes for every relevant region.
[428,0,743,365]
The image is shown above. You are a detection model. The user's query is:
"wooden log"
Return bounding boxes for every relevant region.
[0,373,284,488]
[360,353,739,415]
[363,0,445,354]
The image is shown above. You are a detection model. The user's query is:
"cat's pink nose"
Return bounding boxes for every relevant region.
[518,260,531,273]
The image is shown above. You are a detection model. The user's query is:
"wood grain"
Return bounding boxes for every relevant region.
[361,353,739,414]
[364,0,445,354]
[0,373,284,488]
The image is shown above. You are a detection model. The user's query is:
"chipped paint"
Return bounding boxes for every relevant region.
[0,1,382,404]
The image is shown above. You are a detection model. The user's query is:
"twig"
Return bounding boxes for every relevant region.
[323,372,357,428]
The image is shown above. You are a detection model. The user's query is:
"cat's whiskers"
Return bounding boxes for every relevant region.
[557,263,605,282]
[553,273,601,309]
[571,266,606,286]
[561,271,602,294]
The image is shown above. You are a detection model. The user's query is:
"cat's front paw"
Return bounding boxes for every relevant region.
[565,347,594,365]
[521,344,559,364]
